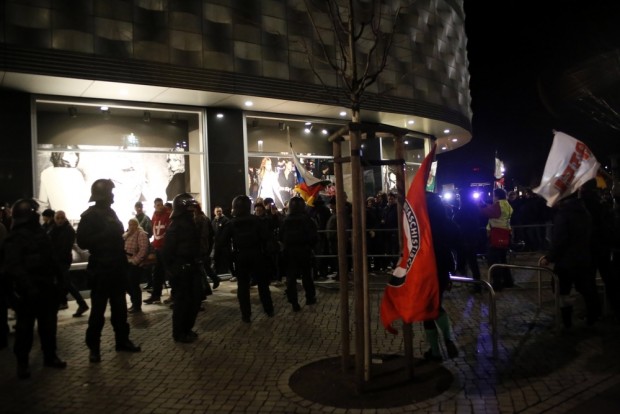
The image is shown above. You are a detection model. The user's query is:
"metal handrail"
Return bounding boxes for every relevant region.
[488,262,561,333]
[450,275,498,357]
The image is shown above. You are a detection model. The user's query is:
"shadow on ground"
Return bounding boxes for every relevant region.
[289,354,453,409]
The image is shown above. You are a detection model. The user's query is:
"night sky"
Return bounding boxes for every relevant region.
[436,1,620,191]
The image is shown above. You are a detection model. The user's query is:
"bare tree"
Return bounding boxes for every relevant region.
[302,0,408,388]
[303,0,404,122]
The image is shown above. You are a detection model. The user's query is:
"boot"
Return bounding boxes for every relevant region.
[211,275,221,290]
[436,312,458,359]
[44,355,67,369]
[424,328,442,361]
[115,339,141,353]
[89,347,101,363]
[561,306,573,329]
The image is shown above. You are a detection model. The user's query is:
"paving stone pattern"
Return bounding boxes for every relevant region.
[1,252,620,413]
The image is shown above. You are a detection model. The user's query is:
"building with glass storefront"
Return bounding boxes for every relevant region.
[0,0,472,221]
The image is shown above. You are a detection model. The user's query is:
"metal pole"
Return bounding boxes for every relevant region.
[393,135,414,375]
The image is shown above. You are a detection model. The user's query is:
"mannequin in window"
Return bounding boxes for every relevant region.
[278,160,296,209]
[165,151,187,202]
[38,148,88,223]
[257,157,282,207]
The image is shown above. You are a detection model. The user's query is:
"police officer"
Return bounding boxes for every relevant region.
[279,196,318,311]
[76,179,141,362]
[0,199,66,379]
[217,195,274,322]
[163,193,204,343]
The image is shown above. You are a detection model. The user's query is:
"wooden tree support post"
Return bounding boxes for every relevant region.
[332,138,351,372]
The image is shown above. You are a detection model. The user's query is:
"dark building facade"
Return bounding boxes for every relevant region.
[0,0,472,218]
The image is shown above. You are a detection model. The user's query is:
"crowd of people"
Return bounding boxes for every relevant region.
[1,176,619,379]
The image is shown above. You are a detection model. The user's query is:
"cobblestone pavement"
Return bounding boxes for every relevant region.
[1,252,620,413]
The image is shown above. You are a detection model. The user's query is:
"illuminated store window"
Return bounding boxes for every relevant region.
[34,100,206,227]
[246,116,343,209]
[380,135,431,192]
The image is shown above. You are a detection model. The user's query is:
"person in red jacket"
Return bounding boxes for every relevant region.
[143,198,171,304]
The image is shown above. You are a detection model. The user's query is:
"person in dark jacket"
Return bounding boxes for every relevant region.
[0,199,67,379]
[163,193,204,343]
[211,206,230,276]
[194,203,220,291]
[423,192,459,362]
[381,193,399,269]
[279,197,319,311]
[579,179,620,319]
[76,179,141,363]
[217,195,274,322]
[50,210,89,317]
[541,191,601,328]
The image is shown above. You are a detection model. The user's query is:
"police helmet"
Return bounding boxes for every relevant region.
[11,198,40,226]
[171,193,198,218]
[231,195,251,217]
[89,179,115,203]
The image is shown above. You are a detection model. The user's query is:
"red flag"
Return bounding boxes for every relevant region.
[380,144,440,334]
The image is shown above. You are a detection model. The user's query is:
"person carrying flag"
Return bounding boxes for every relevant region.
[380,144,440,334]
[422,192,460,361]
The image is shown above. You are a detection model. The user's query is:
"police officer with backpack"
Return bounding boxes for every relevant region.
[217,195,274,322]
[279,196,318,311]
[76,179,141,363]
[163,193,204,343]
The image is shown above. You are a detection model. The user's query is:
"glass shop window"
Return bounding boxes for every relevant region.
[246,116,342,209]
[34,100,206,227]
[379,135,430,193]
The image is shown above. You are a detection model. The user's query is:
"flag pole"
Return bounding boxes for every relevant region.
[395,134,415,378]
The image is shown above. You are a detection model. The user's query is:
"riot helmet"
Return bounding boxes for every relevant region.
[89,179,115,203]
[231,195,251,217]
[11,198,40,226]
[171,193,198,218]
[287,196,306,215]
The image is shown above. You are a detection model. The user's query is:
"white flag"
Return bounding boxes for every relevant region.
[494,157,505,179]
[533,131,599,207]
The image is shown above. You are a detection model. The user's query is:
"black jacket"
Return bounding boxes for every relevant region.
[547,195,592,270]
[163,213,201,270]
[76,204,126,267]
[49,221,76,268]
[1,220,62,298]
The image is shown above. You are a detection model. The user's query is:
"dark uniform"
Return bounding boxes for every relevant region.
[163,193,204,343]
[76,179,141,362]
[279,197,318,311]
[0,199,66,379]
[218,195,274,322]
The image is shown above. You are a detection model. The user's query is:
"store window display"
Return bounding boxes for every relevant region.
[257,157,282,207]
[278,160,296,208]
[38,148,88,223]
[165,151,187,202]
